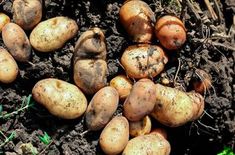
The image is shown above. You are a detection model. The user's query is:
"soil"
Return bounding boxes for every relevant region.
[0,0,234,155]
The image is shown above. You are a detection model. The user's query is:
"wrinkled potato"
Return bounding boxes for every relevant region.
[99,116,129,155]
[121,44,168,79]
[0,13,10,32]
[0,47,18,83]
[85,86,119,131]
[124,78,156,121]
[32,78,87,119]
[30,17,78,52]
[13,0,42,30]
[2,23,31,62]
[129,115,151,137]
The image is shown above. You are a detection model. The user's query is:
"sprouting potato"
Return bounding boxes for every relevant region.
[32,78,87,119]
[129,115,151,137]
[0,13,10,32]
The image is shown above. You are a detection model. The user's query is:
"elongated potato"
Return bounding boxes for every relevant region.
[0,13,10,32]
[121,44,168,79]
[100,116,129,155]
[0,47,18,83]
[2,23,31,62]
[30,17,78,52]
[32,78,87,119]
[129,115,151,137]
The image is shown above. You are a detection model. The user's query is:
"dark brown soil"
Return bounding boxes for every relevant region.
[0,0,234,154]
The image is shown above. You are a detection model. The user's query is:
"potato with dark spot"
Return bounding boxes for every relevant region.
[0,13,10,32]
[85,86,119,131]
[129,115,151,137]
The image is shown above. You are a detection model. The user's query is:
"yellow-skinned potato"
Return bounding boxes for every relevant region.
[30,17,78,52]
[0,47,18,83]
[0,13,10,32]
[85,86,119,131]
[129,115,151,137]
[99,116,129,155]
[150,128,168,139]
[121,44,168,79]
[2,23,31,62]
[32,78,87,119]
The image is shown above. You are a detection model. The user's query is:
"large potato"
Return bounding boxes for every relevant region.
[124,79,156,121]
[0,47,18,83]
[129,115,151,137]
[30,17,78,52]
[0,13,10,32]
[121,44,168,79]
[2,23,31,62]
[32,78,87,119]
[99,116,129,155]
[85,86,119,131]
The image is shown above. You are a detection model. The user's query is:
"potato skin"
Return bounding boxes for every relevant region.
[121,44,168,79]
[32,78,87,119]
[30,17,78,52]
[129,115,151,137]
[100,116,129,155]
[0,47,18,83]
[85,86,119,131]
[0,13,10,32]
[2,23,31,62]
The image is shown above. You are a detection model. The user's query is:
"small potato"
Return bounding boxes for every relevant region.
[85,86,119,131]
[32,78,87,119]
[124,79,156,121]
[192,69,212,94]
[0,13,10,32]
[2,23,31,62]
[129,115,151,137]
[30,17,78,52]
[110,75,133,100]
[13,0,42,30]
[99,116,129,155]
[0,47,18,83]
[121,44,168,79]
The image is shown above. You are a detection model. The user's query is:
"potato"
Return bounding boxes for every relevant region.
[124,78,156,121]
[121,44,168,79]
[0,13,10,32]
[99,116,129,155]
[122,134,171,155]
[30,17,78,52]
[192,69,212,94]
[151,84,205,127]
[85,86,119,131]
[32,78,87,119]
[0,47,18,83]
[2,23,31,62]
[110,75,133,100]
[13,0,42,30]
[150,128,168,139]
[129,115,151,137]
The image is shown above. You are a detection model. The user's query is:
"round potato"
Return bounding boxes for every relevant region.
[99,116,129,155]
[85,86,119,131]
[2,23,31,62]
[30,16,78,52]
[32,78,87,119]
[129,115,151,137]
[0,13,10,32]
[0,47,18,83]
[121,44,168,79]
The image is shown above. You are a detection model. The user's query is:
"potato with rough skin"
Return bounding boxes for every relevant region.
[2,23,31,62]
[99,116,129,155]
[30,17,78,52]
[85,86,119,131]
[0,13,10,32]
[129,115,151,137]
[32,78,87,119]
[0,47,18,84]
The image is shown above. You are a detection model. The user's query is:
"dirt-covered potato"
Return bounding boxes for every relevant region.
[0,47,18,83]
[30,17,78,52]
[129,115,151,137]
[192,69,212,94]
[32,78,87,119]
[2,23,31,62]
[0,13,10,32]
[121,44,168,79]
[124,79,156,121]
[99,116,129,155]
[13,0,42,30]
[85,86,119,131]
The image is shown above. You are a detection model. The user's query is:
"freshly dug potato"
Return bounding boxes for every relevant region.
[30,17,78,52]
[85,86,119,131]
[192,69,212,94]
[0,47,18,83]
[0,13,10,32]
[121,44,168,79]
[122,133,171,155]
[150,128,168,139]
[129,116,151,137]
[99,116,129,155]
[2,23,31,62]
[32,78,87,119]
[124,79,156,121]
[13,0,42,30]
[151,84,205,127]
[110,75,133,100]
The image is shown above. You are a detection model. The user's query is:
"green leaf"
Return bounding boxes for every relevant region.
[0,105,2,115]
[39,132,51,145]
[217,146,235,155]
